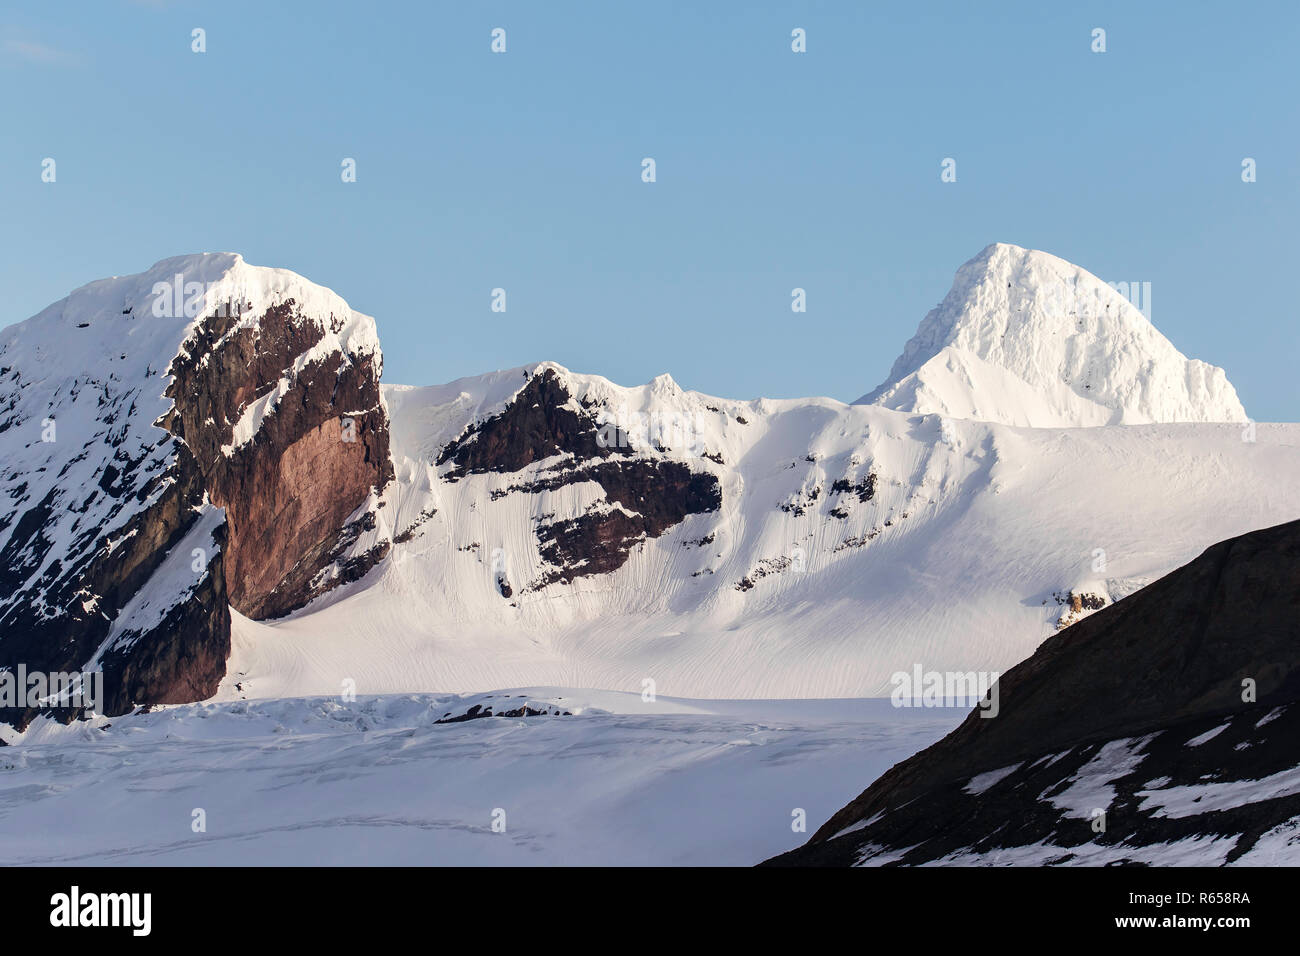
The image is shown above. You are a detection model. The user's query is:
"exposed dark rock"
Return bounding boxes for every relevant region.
[0,441,223,727]
[435,697,574,723]
[438,370,720,588]
[393,507,438,544]
[736,554,799,592]
[765,518,1300,866]
[1,286,395,730]
[99,531,231,717]
[834,527,883,551]
[1055,589,1109,629]
[437,369,628,475]
[781,485,821,516]
[532,461,720,585]
[495,569,513,598]
[831,473,877,502]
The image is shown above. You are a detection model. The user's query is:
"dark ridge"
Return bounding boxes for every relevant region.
[764,517,1300,866]
[437,369,629,475]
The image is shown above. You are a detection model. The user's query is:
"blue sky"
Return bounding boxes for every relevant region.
[3,1,1297,419]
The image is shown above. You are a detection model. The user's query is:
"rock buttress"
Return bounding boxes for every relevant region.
[163,299,394,619]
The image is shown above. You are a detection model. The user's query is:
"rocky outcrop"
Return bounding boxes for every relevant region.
[533,459,720,585]
[97,516,231,718]
[163,297,392,618]
[439,368,721,588]
[439,368,628,475]
[0,254,393,729]
[433,693,574,723]
[1054,589,1108,629]
[765,518,1300,866]
[0,427,228,728]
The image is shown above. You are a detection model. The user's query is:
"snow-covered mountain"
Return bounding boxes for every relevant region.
[859,243,1248,428]
[223,359,1298,703]
[2,248,1296,726]
[0,254,390,727]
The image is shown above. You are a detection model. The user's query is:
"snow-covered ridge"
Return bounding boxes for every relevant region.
[3,253,380,454]
[4,247,1295,716]
[10,253,377,362]
[860,243,1248,427]
[229,353,1300,701]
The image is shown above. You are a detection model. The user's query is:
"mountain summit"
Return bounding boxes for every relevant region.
[4,252,1295,730]
[859,243,1248,428]
[0,253,391,727]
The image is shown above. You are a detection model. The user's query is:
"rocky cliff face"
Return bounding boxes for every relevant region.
[765,518,1300,866]
[437,368,722,589]
[162,296,392,618]
[0,255,392,728]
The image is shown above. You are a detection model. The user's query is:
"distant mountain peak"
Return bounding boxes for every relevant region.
[859,243,1247,427]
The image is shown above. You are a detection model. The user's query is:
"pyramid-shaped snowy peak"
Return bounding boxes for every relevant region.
[858,243,1247,427]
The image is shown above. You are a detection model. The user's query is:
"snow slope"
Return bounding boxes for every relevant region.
[4,248,1292,711]
[4,247,1298,869]
[0,694,959,866]
[219,360,1300,702]
[860,243,1247,427]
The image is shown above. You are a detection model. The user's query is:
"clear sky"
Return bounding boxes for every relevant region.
[3,1,1297,419]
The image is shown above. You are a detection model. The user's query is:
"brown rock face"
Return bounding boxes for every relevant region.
[1,273,395,730]
[164,299,393,619]
[532,460,722,585]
